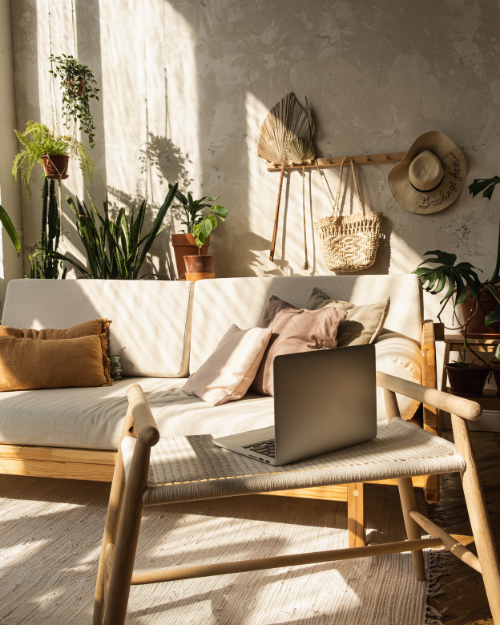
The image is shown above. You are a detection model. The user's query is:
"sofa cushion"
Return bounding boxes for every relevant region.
[190,275,423,373]
[182,324,273,405]
[305,288,390,347]
[2,279,193,378]
[0,378,275,451]
[0,335,113,392]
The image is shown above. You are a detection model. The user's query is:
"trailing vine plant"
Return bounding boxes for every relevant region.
[49,54,99,148]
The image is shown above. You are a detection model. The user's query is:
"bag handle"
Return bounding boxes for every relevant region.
[333,157,364,217]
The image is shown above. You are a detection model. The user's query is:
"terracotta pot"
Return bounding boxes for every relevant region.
[458,288,500,338]
[185,272,215,282]
[445,363,489,396]
[171,233,209,280]
[490,360,500,396]
[42,155,69,180]
[184,255,214,274]
[66,79,85,98]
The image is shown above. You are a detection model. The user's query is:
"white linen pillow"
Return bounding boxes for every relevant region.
[182,324,273,406]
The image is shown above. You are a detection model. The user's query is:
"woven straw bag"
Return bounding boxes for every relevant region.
[314,156,382,272]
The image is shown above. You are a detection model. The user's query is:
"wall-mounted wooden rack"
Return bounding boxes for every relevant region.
[266,151,406,172]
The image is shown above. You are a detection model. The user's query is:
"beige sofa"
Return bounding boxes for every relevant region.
[0,274,437,545]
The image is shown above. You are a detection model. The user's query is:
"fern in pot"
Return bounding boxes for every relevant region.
[12,121,93,195]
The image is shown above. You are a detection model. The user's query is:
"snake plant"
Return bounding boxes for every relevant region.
[54,184,178,279]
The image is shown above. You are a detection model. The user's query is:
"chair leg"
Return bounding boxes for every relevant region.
[397,477,426,581]
[94,410,134,625]
[452,415,500,622]
[103,439,152,625]
[347,483,365,548]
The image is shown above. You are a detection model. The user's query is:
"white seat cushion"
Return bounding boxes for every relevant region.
[0,377,275,451]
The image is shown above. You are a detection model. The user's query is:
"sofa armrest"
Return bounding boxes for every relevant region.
[126,384,160,447]
[376,372,481,421]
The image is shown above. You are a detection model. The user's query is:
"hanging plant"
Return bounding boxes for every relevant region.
[12,121,93,195]
[49,54,99,148]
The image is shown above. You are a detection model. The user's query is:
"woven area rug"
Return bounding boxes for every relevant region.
[0,476,436,624]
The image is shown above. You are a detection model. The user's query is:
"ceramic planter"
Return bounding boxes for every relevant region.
[445,363,489,396]
[184,255,214,274]
[457,288,500,338]
[184,255,215,282]
[66,79,85,98]
[42,155,69,180]
[171,233,209,280]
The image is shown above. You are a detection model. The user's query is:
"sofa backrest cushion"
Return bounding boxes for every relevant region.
[2,280,193,377]
[190,275,422,373]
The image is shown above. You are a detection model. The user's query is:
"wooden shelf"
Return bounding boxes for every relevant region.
[446,388,500,411]
[266,151,406,172]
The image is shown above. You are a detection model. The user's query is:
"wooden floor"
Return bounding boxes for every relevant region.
[427,430,500,625]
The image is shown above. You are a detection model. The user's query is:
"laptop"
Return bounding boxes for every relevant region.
[214,344,377,465]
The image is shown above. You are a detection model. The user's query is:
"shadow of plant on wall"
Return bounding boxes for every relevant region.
[140,132,193,191]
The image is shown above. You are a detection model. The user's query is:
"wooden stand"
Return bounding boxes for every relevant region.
[440,333,500,431]
[266,151,406,172]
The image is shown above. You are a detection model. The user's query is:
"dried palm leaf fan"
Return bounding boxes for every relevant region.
[258,93,312,262]
[285,97,315,269]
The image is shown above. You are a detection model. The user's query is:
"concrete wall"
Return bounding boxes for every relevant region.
[0,0,23,312]
[9,0,500,323]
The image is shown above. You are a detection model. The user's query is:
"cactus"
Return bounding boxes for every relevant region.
[29,178,67,279]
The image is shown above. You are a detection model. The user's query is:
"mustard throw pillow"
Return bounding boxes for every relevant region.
[0,319,112,391]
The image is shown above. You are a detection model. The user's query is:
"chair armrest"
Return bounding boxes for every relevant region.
[376,371,481,421]
[126,384,160,447]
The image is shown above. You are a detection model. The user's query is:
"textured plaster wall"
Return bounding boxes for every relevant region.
[10,0,500,323]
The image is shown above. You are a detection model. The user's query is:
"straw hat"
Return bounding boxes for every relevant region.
[388,131,467,214]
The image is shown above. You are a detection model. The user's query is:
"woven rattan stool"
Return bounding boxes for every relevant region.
[93,373,500,625]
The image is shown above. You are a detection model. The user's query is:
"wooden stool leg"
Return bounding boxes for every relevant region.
[452,415,500,622]
[397,477,426,581]
[94,410,134,625]
[103,439,151,625]
[348,483,365,548]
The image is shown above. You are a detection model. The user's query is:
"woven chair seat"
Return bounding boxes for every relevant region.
[120,418,465,507]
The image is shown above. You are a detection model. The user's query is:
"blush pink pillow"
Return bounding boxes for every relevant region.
[251,296,347,396]
[182,324,273,406]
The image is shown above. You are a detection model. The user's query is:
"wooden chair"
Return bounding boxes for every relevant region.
[93,375,500,625]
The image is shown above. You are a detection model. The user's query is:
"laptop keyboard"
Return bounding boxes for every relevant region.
[242,439,276,458]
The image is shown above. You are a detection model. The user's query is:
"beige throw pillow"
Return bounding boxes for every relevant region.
[251,296,347,396]
[306,287,390,347]
[182,324,273,406]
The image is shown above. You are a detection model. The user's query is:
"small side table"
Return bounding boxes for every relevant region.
[440,333,500,419]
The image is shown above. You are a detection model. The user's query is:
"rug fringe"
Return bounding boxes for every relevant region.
[425,604,448,625]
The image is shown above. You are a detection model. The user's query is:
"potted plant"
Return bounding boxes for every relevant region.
[183,205,228,281]
[52,183,178,279]
[49,54,99,149]
[413,176,500,339]
[445,342,489,396]
[168,184,227,279]
[12,121,93,195]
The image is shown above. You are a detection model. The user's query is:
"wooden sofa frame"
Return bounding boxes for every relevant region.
[0,321,439,549]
